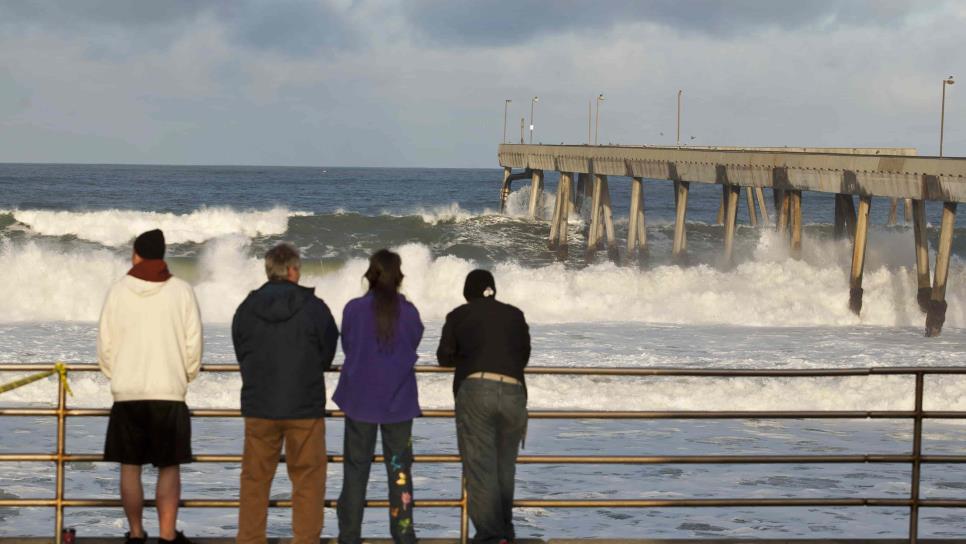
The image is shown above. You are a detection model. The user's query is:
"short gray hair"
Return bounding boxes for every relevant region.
[264,243,301,281]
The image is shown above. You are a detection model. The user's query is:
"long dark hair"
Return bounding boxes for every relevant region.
[364,249,404,345]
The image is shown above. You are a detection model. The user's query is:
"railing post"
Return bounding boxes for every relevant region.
[909,371,924,543]
[54,368,67,544]
[460,474,469,544]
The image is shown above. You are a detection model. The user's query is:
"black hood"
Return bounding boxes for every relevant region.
[247,281,314,323]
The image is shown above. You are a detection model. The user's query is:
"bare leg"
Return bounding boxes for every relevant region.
[156,465,181,540]
[120,464,145,537]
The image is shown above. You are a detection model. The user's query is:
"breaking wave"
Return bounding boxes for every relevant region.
[0,231,963,328]
[8,207,307,246]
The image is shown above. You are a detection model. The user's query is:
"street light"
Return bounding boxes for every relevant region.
[529,96,539,144]
[595,94,605,145]
[676,89,682,146]
[503,99,512,144]
[941,76,955,157]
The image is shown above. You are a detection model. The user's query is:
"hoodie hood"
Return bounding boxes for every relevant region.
[122,274,169,297]
[247,281,314,323]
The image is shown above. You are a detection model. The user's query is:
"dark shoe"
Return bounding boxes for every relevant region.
[158,531,193,544]
[124,531,147,544]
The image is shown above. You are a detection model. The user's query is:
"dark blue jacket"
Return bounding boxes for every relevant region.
[232,281,339,419]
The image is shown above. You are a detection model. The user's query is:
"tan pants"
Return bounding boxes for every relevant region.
[237,417,327,544]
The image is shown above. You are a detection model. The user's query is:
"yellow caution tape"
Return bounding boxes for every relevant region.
[55,362,73,397]
[0,362,73,397]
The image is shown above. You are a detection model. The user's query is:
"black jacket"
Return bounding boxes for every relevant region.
[232,281,339,419]
[436,297,530,397]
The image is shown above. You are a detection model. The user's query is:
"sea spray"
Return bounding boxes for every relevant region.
[0,240,126,321]
[1,234,965,328]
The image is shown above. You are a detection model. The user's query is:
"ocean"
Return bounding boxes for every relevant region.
[0,163,964,539]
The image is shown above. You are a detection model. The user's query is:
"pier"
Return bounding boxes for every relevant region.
[498,144,966,337]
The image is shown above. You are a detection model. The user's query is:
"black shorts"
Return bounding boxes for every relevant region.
[104,400,192,467]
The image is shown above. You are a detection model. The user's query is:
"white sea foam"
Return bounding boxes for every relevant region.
[11,206,303,246]
[504,184,558,219]
[1,231,964,328]
[412,203,480,224]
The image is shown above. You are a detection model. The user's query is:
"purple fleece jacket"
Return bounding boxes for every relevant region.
[332,293,423,423]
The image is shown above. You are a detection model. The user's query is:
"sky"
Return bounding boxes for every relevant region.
[0,0,963,168]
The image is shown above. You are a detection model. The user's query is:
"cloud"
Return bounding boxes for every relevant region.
[0,1,962,167]
[401,0,937,47]
[0,0,364,57]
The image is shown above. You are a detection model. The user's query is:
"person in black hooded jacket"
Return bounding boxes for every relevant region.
[437,269,530,544]
[232,243,339,544]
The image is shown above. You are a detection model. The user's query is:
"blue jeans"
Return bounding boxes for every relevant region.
[455,378,527,544]
[337,418,416,544]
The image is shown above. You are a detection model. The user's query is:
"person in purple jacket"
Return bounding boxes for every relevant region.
[333,249,423,544]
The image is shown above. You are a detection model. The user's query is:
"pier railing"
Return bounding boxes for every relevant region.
[1,363,965,543]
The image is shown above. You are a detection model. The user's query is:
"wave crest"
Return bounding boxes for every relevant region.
[11,206,301,246]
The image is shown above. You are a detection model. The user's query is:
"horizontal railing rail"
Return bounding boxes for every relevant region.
[1,363,965,543]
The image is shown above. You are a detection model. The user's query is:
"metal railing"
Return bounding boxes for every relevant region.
[1,364,966,543]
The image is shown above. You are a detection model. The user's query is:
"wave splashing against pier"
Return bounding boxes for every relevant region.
[0,219,963,328]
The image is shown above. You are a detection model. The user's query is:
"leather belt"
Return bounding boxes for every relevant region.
[466,371,521,385]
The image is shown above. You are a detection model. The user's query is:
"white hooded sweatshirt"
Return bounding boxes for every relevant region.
[97,274,203,402]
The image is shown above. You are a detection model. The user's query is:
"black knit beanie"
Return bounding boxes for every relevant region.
[133,229,165,260]
[463,269,496,301]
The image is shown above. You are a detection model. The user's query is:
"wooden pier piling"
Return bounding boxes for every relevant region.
[723,184,741,267]
[835,193,858,241]
[834,194,848,239]
[745,186,758,226]
[789,190,803,259]
[600,176,619,262]
[776,190,790,235]
[586,174,603,259]
[672,180,690,263]
[715,186,725,225]
[585,174,618,262]
[528,169,545,219]
[755,187,770,225]
[548,172,573,257]
[500,167,512,213]
[626,176,646,256]
[926,202,957,337]
[912,199,931,312]
[849,196,872,315]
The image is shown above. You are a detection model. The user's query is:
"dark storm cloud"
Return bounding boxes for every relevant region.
[401,0,933,46]
[0,0,361,56]
[0,0,206,28]
[225,1,360,56]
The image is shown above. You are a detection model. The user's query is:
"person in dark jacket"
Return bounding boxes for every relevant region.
[333,249,423,544]
[437,270,530,544]
[232,243,339,544]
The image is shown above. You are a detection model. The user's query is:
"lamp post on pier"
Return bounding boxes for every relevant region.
[595,94,604,145]
[503,99,512,144]
[529,96,539,144]
[940,76,955,157]
[676,89,682,146]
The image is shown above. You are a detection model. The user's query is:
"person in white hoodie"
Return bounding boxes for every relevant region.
[98,229,202,544]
